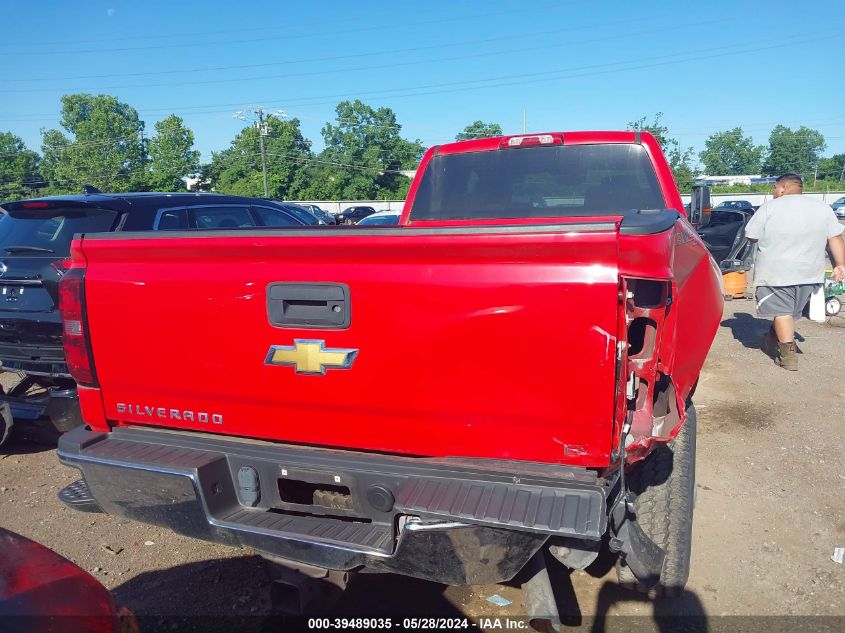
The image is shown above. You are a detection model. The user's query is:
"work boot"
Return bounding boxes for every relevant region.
[775,341,798,371]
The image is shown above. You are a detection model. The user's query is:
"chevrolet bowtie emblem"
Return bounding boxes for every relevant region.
[265,339,358,375]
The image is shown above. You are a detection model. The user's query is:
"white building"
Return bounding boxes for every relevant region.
[694,174,777,186]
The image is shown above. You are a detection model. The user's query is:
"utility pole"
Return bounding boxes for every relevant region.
[522,110,527,134]
[233,106,286,199]
[256,108,270,198]
[839,163,845,183]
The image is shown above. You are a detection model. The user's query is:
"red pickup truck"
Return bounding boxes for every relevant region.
[57,131,722,619]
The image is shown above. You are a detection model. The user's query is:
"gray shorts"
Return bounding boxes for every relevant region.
[755,284,820,319]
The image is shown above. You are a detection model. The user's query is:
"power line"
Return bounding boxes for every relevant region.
[2,30,836,126]
[0,133,143,159]
[1,18,729,94]
[0,12,675,85]
[0,12,391,48]
[161,32,838,115]
[261,151,407,175]
[281,33,842,108]
[232,107,287,197]
[2,1,573,57]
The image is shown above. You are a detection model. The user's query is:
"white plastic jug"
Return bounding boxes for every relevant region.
[809,285,826,322]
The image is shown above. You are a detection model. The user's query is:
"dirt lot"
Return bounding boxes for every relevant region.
[1,301,844,631]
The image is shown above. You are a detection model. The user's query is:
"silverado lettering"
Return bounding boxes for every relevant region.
[115,403,223,424]
[56,131,722,622]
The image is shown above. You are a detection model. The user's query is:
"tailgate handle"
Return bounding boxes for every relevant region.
[267,283,350,329]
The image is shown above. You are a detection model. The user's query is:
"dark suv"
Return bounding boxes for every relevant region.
[336,206,377,225]
[0,191,316,445]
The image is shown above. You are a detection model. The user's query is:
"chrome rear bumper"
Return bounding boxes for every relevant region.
[58,426,608,585]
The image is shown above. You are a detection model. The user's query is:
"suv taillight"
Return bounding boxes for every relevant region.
[58,267,98,387]
[50,257,72,277]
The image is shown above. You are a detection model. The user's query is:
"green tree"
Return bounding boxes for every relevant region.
[628,112,697,192]
[699,127,764,175]
[761,125,825,176]
[0,132,42,200]
[627,112,671,150]
[40,94,148,193]
[208,116,311,199]
[147,115,200,191]
[666,141,696,193]
[310,100,424,200]
[455,120,503,141]
[815,154,845,184]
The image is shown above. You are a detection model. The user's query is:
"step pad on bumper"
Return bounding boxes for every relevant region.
[221,509,393,553]
[58,479,103,513]
[396,477,603,539]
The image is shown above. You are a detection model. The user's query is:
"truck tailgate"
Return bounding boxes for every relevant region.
[81,226,621,465]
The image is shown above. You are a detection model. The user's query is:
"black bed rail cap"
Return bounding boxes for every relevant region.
[619,208,679,236]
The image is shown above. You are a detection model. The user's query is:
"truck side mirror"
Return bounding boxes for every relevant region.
[689,185,711,228]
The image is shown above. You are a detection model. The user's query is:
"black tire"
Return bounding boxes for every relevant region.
[616,404,697,597]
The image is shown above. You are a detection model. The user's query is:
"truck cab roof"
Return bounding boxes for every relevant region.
[434,131,658,155]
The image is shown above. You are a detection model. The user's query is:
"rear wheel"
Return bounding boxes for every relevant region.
[616,405,697,597]
[826,296,841,317]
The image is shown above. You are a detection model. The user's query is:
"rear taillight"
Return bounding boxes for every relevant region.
[58,267,98,387]
[50,258,72,276]
[21,201,50,208]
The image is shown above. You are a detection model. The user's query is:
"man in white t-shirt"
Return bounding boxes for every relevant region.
[744,173,845,370]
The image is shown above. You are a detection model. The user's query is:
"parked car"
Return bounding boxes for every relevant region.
[336,205,376,224]
[268,203,325,226]
[356,211,401,226]
[831,196,845,219]
[296,204,337,225]
[714,200,756,211]
[57,132,722,619]
[0,191,316,446]
[286,203,325,224]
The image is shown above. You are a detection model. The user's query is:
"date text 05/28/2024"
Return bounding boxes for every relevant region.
[306,618,530,630]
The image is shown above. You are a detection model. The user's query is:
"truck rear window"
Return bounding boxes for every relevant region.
[409,143,666,220]
[0,209,117,256]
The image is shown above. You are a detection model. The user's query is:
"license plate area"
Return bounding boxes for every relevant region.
[279,477,352,510]
[274,466,363,520]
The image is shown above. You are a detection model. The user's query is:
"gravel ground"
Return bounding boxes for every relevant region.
[1,301,844,631]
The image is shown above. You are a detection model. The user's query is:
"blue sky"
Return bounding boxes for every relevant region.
[2,0,844,168]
